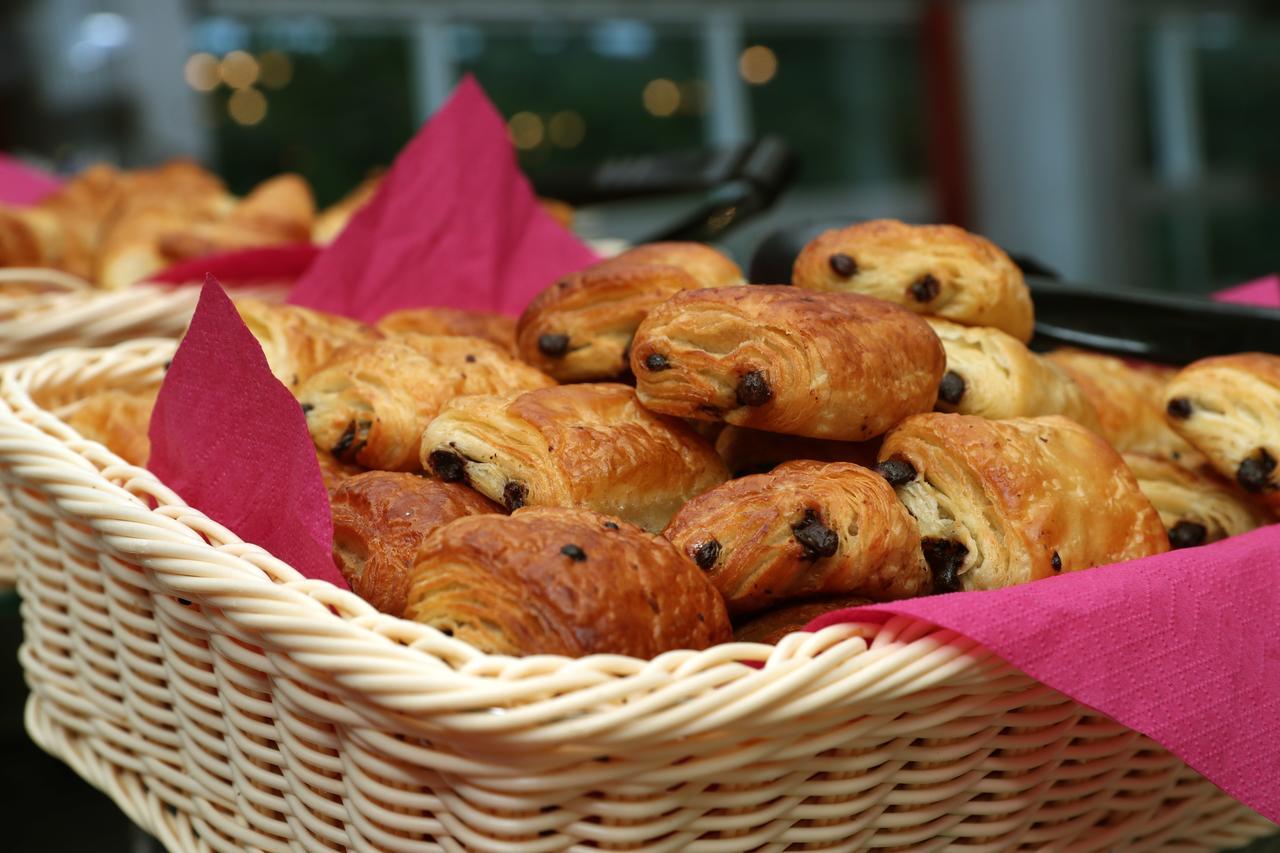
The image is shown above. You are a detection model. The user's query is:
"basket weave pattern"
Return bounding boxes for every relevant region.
[0,340,1272,852]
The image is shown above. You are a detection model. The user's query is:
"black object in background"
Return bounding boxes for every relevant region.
[748,219,1280,365]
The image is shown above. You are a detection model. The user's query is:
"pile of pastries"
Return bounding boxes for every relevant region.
[66,219,1280,659]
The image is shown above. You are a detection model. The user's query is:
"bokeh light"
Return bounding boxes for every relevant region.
[258,50,293,89]
[738,45,778,85]
[642,78,680,117]
[548,111,586,148]
[219,50,259,89]
[184,53,220,91]
[228,87,268,125]
[508,111,545,150]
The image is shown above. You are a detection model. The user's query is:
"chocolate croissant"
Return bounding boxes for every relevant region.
[927,319,1100,430]
[1123,453,1270,549]
[377,306,518,355]
[403,506,732,657]
[331,471,502,617]
[1047,348,1204,466]
[63,388,156,467]
[421,383,727,531]
[791,219,1034,342]
[732,595,872,645]
[598,241,744,289]
[300,336,554,472]
[664,461,930,616]
[714,425,879,478]
[631,286,944,441]
[234,298,381,389]
[1163,353,1280,515]
[877,413,1168,592]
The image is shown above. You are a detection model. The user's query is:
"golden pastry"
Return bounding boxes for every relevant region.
[156,173,316,260]
[331,471,502,617]
[928,319,1099,429]
[791,219,1034,342]
[1163,353,1280,514]
[300,336,554,472]
[421,383,727,531]
[377,306,518,355]
[403,506,732,657]
[1047,348,1204,466]
[597,241,743,289]
[714,425,878,478]
[664,461,930,616]
[1123,453,1270,549]
[233,298,381,389]
[877,413,1168,592]
[631,286,944,441]
[732,595,871,645]
[63,388,156,467]
[316,448,365,497]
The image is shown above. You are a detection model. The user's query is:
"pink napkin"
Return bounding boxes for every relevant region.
[287,74,599,321]
[1213,274,1280,308]
[147,243,320,286]
[147,277,345,588]
[0,153,60,205]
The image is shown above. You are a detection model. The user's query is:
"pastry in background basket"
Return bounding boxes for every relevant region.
[732,595,871,645]
[421,383,728,531]
[312,171,384,245]
[714,425,878,478]
[403,506,731,657]
[1047,348,1205,467]
[153,173,315,262]
[515,242,742,383]
[663,460,930,616]
[316,449,364,497]
[331,471,502,617]
[234,298,381,389]
[631,286,944,441]
[927,319,1100,430]
[0,164,123,279]
[1122,453,1270,549]
[300,336,554,472]
[1164,353,1280,515]
[62,387,156,467]
[790,219,1034,342]
[378,306,518,355]
[876,413,1168,593]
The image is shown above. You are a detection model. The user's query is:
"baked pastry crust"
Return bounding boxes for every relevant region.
[1163,353,1280,514]
[1122,452,1270,548]
[878,413,1168,592]
[300,336,554,472]
[631,286,944,441]
[234,298,381,389]
[63,389,156,467]
[732,595,871,645]
[597,241,744,289]
[331,471,501,617]
[714,425,878,478]
[403,506,732,657]
[928,319,1100,430]
[316,448,365,497]
[1047,348,1204,466]
[791,219,1034,342]
[664,460,930,616]
[378,306,518,355]
[421,383,727,532]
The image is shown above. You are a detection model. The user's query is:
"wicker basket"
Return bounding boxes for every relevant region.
[0,339,1272,852]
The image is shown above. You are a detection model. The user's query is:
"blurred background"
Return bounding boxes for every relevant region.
[1,0,1278,292]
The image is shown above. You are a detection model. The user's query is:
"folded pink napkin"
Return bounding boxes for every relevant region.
[1213,274,1280,308]
[147,243,320,286]
[147,278,344,588]
[0,153,60,205]
[287,75,599,320]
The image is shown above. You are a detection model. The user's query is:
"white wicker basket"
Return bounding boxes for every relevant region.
[0,339,1272,852]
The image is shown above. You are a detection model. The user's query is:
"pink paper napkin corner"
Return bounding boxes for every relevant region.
[287,74,599,321]
[1213,275,1280,308]
[0,153,61,205]
[148,276,345,588]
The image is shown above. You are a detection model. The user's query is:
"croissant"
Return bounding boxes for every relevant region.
[234,298,381,389]
[732,595,871,645]
[403,506,732,657]
[156,173,315,261]
[1163,353,1280,515]
[596,241,743,288]
[421,383,727,531]
[378,306,518,355]
[927,319,1099,429]
[1123,453,1270,549]
[791,219,1034,342]
[631,286,944,441]
[877,413,1168,592]
[62,388,156,467]
[714,425,879,478]
[1046,348,1204,467]
[316,448,365,497]
[331,471,502,617]
[664,461,930,616]
[301,336,554,472]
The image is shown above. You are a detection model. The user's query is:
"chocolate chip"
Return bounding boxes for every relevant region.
[177,598,191,606]
[502,480,528,510]
[692,539,721,570]
[921,537,968,593]
[735,370,773,407]
[602,521,619,530]
[828,252,858,278]
[560,544,586,561]
[538,333,570,357]
[465,354,476,363]
[792,509,839,559]
[1168,521,1207,549]
[937,371,966,405]
[1166,397,1193,419]
[330,421,369,461]
[909,274,941,303]
[875,457,917,486]
[300,402,314,414]
[428,449,468,483]
[644,353,669,372]
[1051,551,1062,572]
[1237,449,1277,493]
